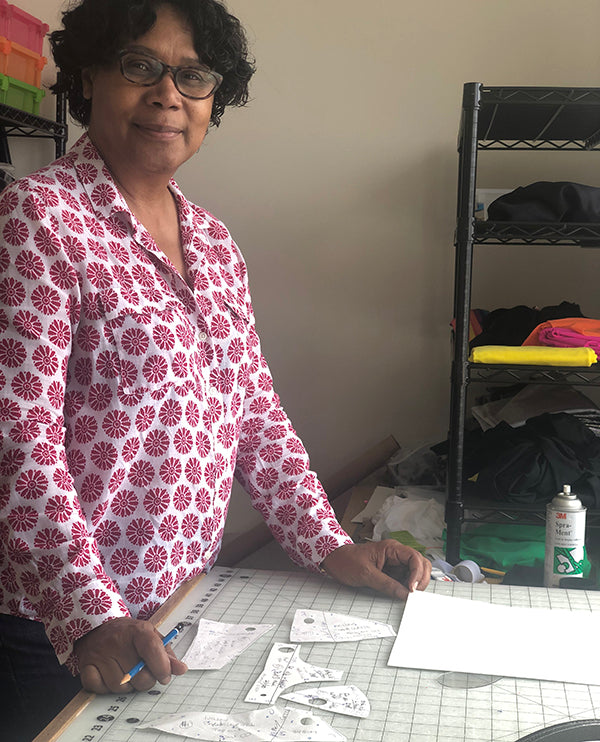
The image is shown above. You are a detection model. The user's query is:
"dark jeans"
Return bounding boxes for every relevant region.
[0,614,82,742]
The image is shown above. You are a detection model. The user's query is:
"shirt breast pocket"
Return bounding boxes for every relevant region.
[103,307,201,399]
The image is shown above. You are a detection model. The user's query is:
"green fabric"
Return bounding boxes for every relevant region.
[389,530,427,555]
[445,523,591,576]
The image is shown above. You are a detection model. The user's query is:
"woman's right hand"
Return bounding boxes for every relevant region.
[74,617,188,693]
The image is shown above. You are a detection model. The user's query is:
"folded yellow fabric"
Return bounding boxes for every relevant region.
[469,345,597,367]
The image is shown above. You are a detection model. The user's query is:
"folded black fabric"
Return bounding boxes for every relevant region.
[488,181,600,222]
[469,301,584,348]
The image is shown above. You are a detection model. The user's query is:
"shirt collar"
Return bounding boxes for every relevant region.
[66,133,203,248]
[67,133,133,224]
[64,132,217,291]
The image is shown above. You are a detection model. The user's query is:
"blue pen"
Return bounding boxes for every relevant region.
[120,623,183,685]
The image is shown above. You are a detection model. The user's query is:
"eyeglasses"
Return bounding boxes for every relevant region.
[118,50,223,100]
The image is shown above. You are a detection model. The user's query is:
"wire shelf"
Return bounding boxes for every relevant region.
[0,103,67,140]
[473,220,600,245]
[468,363,600,386]
[466,86,600,150]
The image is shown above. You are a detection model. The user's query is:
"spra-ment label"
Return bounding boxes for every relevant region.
[554,515,576,540]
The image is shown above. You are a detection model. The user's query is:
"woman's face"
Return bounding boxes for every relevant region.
[82,3,213,185]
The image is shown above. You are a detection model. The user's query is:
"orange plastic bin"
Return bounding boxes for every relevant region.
[0,36,45,87]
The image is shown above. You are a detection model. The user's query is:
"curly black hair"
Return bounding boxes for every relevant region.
[50,0,255,127]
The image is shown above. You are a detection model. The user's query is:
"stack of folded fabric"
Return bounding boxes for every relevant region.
[469,312,600,367]
[523,317,600,354]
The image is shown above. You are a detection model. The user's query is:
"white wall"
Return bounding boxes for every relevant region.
[13,0,600,538]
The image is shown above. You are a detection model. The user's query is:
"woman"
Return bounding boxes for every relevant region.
[0,0,430,738]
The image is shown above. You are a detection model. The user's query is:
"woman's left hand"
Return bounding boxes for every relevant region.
[320,541,431,600]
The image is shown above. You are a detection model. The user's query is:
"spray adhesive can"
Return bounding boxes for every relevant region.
[544,484,587,588]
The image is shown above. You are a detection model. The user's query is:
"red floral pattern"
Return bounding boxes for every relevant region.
[0,134,351,669]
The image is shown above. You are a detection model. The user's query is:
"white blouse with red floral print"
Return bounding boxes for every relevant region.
[0,134,352,671]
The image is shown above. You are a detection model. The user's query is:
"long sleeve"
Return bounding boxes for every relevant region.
[231,257,353,570]
[0,176,130,669]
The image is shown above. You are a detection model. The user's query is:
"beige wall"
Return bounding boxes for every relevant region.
[13,0,600,538]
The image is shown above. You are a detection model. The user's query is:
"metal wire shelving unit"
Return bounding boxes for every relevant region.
[446,83,600,563]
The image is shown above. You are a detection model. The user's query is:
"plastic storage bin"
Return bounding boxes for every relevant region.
[0,36,45,87]
[0,1,48,55]
[0,72,44,114]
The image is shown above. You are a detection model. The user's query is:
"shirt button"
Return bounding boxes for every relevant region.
[198,331,207,342]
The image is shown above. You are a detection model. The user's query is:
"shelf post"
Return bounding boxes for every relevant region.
[0,126,11,164]
[445,82,481,564]
[55,81,67,159]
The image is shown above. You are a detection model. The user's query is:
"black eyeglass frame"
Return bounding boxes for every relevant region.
[118,49,223,100]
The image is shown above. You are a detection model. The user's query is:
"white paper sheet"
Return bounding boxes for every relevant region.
[182,619,274,670]
[138,706,346,741]
[389,590,600,685]
[290,609,395,643]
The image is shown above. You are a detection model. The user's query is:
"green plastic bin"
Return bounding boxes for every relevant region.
[0,71,43,114]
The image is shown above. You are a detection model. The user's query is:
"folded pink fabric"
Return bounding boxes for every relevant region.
[539,326,600,353]
[523,317,600,345]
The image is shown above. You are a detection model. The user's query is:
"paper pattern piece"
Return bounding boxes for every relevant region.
[245,643,343,704]
[389,590,600,686]
[280,685,370,718]
[290,609,395,643]
[182,619,274,670]
[138,705,346,741]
